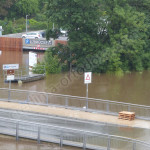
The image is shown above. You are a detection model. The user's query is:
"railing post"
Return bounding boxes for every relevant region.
[27,92,30,102]
[83,133,86,150]
[133,142,136,150]
[46,94,49,105]
[65,97,68,108]
[107,136,111,150]
[16,122,19,141]
[8,89,11,100]
[106,102,109,112]
[37,126,40,144]
[60,133,63,147]
[128,105,131,112]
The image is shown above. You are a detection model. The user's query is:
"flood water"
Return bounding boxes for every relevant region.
[0,135,80,150]
[1,50,150,105]
[0,50,150,149]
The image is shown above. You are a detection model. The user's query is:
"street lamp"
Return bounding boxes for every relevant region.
[26,15,28,33]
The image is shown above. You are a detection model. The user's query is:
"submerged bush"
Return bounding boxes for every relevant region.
[32,62,46,74]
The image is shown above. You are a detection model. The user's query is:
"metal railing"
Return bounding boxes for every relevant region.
[0,116,149,150]
[0,88,150,121]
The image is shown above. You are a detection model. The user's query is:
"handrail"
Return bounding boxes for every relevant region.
[0,116,149,148]
[0,88,150,109]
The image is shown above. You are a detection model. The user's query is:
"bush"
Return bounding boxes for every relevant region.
[44,49,61,74]
[29,19,47,30]
[32,62,45,74]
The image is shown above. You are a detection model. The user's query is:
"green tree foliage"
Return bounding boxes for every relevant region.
[0,0,16,18]
[103,0,149,72]
[46,0,150,73]
[13,0,39,17]
[44,49,61,74]
[46,0,106,72]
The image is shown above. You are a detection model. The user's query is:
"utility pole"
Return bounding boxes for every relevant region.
[26,15,28,33]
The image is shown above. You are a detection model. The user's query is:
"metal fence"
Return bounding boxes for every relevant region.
[0,116,149,150]
[0,88,150,120]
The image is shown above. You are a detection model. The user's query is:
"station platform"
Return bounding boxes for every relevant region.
[0,101,150,129]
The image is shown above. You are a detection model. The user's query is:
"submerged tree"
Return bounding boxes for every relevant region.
[46,0,150,73]
[46,0,107,71]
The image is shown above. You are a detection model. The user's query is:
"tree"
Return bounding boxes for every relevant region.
[10,0,39,18]
[44,49,61,73]
[46,0,107,72]
[103,0,149,72]
[46,0,150,73]
[0,0,16,18]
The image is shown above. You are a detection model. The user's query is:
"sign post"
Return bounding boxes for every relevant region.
[7,70,15,89]
[84,72,92,109]
[3,64,19,89]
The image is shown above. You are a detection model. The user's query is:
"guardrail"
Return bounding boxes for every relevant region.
[0,116,149,150]
[0,88,150,121]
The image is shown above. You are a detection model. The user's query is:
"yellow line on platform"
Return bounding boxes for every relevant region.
[0,101,150,129]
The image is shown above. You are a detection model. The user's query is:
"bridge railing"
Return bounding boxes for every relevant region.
[0,116,149,150]
[0,88,150,120]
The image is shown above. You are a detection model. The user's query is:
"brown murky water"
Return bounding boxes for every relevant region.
[1,50,150,105]
[0,50,150,149]
[0,135,80,150]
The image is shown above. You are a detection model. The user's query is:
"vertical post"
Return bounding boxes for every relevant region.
[106,102,109,112]
[128,105,131,112]
[37,126,40,144]
[107,136,111,150]
[46,94,49,105]
[65,97,68,108]
[60,133,63,147]
[26,15,28,33]
[16,122,19,141]
[27,92,30,102]
[84,72,92,110]
[86,84,88,109]
[83,134,86,150]
[8,84,11,100]
[133,142,136,150]
[9,80,11,89]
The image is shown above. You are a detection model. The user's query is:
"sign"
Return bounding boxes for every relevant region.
[7,70,14,75]
[6,69,15,81]
[84,72,92,84]
[25,39,30,44]
[7,75,14,81]
[3,64,19,70]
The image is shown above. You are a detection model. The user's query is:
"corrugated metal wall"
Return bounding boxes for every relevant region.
[0,37,22,51]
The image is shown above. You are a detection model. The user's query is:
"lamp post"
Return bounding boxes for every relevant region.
[26,15,28,33]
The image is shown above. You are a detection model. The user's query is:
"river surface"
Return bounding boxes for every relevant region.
[0,50,150,105]
[0,50,150,149]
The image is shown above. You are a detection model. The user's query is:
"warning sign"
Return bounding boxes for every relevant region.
[84,72,92,84]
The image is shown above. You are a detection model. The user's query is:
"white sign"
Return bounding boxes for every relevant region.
[3,64,19,70]
[84,72,92,84]
[7,75,14,81]
[29,52,37,68]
